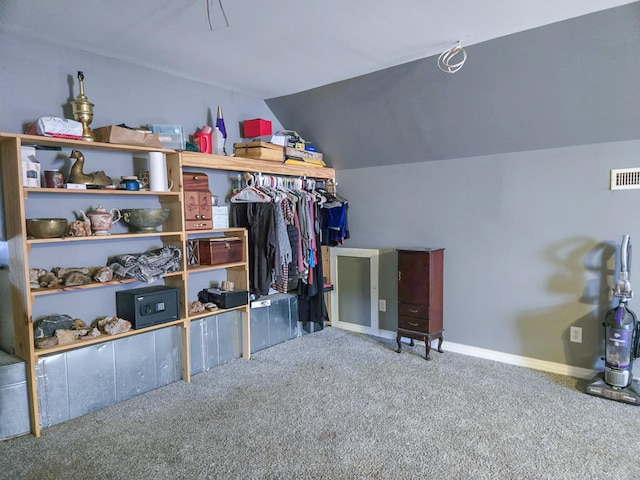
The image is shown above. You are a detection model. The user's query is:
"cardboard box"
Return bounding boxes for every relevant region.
[243,119,272,138]
[233,141,283,161]
[93,125,162,148]
[198,237,243,265]
[21,147,41,187]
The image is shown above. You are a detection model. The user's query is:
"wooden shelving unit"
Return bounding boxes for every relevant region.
[0,132,335,437]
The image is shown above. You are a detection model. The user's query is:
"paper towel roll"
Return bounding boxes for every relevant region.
[149,152,169,192]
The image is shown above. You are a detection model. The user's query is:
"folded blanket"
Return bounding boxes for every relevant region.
[108,246,182,283]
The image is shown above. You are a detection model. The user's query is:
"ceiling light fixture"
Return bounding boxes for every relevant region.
[438,41,467,74]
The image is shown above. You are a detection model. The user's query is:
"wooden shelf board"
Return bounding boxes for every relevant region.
[186,227,246,237]
[24,187,180,196]
[33,319,185,357]
[27,231,184,244]
[187,261,246,273]
[0,132,175,154]
[31,271,183,296]
[181,151,335,180]
[187,304,249,321]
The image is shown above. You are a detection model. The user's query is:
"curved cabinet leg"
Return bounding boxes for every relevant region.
[425,338,432,361]
[396,332,402,353]
[437,333,444,353]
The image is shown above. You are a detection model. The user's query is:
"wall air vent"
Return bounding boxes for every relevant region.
[610,168,640,190]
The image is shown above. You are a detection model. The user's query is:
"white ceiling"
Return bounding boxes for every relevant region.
[1,0,635,98]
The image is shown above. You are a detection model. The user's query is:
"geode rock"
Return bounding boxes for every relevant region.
[38,272,62,289]
[34,314,74,338]
[79,327,101,339]
[94,316,131,336]
[92,266,113,283]
[188,301,205,314]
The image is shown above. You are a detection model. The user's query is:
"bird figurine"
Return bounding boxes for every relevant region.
[68,149,112,186]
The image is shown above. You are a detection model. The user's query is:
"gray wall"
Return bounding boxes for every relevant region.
[267,3,640,370]
[267,3,640,170]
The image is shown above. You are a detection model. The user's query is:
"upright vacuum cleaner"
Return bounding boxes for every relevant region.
[587,234,640,405]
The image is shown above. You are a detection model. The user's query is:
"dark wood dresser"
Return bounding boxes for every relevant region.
[396,248,444,360]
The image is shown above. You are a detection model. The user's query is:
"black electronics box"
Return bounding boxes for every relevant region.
[200,288,248,309]
[116,285,180,329]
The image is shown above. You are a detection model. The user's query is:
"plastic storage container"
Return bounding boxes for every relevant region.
[147,125,185,150]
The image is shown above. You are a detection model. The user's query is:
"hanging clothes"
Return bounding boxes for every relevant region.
[230,173,343,325]
[297,202,327,327]
[232,202,280,298]
[319,189,349,246]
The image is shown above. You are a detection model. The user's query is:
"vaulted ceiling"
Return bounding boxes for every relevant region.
[1,1,635,98]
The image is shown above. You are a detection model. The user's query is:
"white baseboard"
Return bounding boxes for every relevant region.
[377,329,597,380]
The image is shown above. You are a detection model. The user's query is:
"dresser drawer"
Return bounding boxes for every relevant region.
[398,303,428,318]
[398,315,432,332]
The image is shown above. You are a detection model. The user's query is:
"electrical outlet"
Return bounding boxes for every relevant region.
[570,326,582,343]
[379,299,386,312]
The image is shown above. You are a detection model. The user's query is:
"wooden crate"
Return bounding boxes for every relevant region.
[233,141,283,161]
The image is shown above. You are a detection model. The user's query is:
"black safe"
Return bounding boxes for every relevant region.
[198,288,248,309]
[116,285,180,329]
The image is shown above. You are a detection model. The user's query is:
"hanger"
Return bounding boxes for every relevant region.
[230,172,272,203]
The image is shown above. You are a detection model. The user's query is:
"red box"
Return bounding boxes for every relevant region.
[243,118,272,138]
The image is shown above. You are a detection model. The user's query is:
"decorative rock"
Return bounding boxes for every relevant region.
[34,314,74,338]
[71,319,89,330]
[92,266,113,283]
[94,316,131,335]
[70,319,91,336]
[55,329,75,345]
[35,336,58,349]
[29,268,47,289]
[38,272,62,289]
[67,220,91,237]
[79,327,101,340]
[62,271,92,287]
[189,301,205,314]
[52,267,90,277]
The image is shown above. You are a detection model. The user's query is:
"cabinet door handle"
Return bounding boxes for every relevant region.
[409,322,418,327]
[398,271,401,282]
[408,308,418,313]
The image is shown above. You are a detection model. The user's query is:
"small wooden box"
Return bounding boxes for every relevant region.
[183,172,213,230]
[233,141,283,161]
[183,172,210,190]
[198,237,243,265]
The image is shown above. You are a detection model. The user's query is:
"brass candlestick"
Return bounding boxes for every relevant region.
[71,71,95,141]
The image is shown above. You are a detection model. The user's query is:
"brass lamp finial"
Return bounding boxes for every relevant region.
[71,71,95,142]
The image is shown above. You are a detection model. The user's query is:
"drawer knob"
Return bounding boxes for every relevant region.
[408,308,418,313]
[409,322,418,327]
